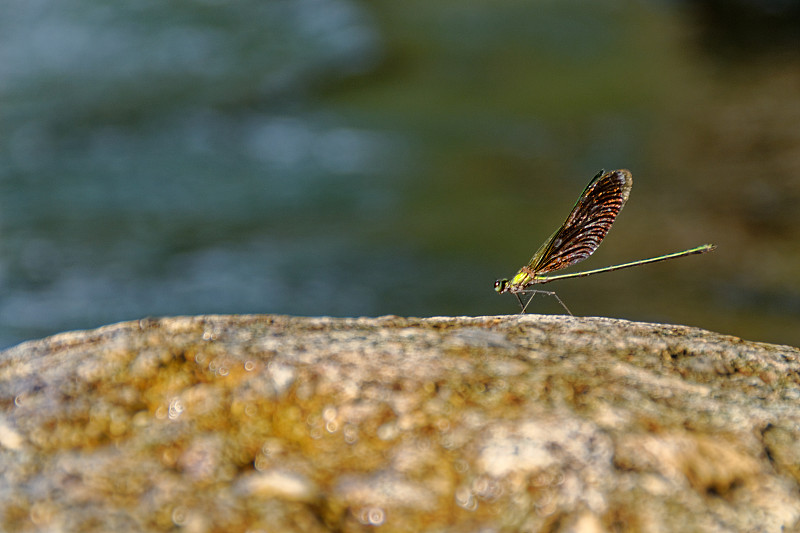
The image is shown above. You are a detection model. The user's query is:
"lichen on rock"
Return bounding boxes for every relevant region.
[1,314,799,532]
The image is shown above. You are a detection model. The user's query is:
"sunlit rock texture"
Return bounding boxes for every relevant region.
[1,315,799,532]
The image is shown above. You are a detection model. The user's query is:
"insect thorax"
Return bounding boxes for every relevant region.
[506,270,535,292]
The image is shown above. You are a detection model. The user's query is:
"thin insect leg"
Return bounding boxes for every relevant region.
[515,292,538,315]
[549,292,573,316]
[520,292,537,314]
[518,289,573,316]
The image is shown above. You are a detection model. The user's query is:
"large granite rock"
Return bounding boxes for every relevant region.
[0,315,798,532]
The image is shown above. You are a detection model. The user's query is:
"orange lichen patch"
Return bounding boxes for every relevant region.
[615,431,762,496]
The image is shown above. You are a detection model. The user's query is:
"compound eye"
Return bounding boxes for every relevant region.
[494,279,508,292]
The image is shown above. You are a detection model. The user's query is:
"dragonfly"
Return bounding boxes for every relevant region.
[494,169,715,315]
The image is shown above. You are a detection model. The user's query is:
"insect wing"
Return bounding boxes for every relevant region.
[527,169,632,275]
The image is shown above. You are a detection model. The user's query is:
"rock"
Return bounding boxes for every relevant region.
[0,314,799,532]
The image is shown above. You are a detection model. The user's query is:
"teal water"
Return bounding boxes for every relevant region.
[2,0,799,348]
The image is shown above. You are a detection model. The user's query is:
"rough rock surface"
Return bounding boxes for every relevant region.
[0,314,799,532]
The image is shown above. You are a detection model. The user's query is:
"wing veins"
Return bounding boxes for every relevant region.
[528,169,632,275]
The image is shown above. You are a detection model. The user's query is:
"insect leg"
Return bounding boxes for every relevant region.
[519,292,537,314]
[518,290,573,316]
[549,292,573,316]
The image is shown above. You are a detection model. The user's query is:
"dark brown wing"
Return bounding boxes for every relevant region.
[527,169,632,275]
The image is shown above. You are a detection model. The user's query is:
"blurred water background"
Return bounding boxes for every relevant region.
[2,0,799,349]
